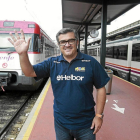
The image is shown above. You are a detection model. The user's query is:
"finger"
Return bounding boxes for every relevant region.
[27,37,31,46]
[15,30,20,40]
[20,29,25,41]
[93,127,99,134]
[9,33,17,42]
[7,38,14,45]
[90,123,95,129]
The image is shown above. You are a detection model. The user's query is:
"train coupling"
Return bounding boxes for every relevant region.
[0,72,12,86]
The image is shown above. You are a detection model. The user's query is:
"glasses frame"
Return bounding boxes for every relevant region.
[59,38,77,46]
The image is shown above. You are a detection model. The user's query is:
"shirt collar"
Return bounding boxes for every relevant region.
[58,49,84,62]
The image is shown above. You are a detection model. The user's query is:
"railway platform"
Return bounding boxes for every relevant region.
[16,75,140,140]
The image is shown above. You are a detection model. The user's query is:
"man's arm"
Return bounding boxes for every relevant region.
[19,53,36,77]
[8,29,36,77]
[91,86,106,134]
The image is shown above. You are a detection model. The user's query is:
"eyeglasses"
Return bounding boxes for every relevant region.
[59,39,76,46]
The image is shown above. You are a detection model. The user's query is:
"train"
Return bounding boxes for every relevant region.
[0,20,59,91]
[81,35,140,86]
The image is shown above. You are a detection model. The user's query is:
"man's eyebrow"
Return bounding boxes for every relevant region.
[59,39,66,42]
[59,38,76,42]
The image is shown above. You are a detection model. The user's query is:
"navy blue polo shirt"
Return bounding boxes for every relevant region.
[33,51,110,130]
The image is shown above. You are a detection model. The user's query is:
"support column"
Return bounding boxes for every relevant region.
[100,0,107,68]
[84,24,88,54]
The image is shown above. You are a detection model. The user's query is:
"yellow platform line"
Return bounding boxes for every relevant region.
[22,79,51,140]
[114,75,140,89]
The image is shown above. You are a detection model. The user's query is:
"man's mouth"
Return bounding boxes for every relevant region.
[64,47,72,51]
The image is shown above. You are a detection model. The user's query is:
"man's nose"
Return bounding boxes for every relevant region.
[65,41,70,46]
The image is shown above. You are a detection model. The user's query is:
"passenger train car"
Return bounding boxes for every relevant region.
[81,35,140,86]
[0,20,58,91]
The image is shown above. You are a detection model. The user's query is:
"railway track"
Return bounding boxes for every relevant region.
[0,79,47,140]
[0,91,33,140]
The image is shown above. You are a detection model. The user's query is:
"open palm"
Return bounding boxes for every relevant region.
[8,29,31,55]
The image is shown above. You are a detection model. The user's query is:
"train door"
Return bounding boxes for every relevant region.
[40,35,45,61]
[130,38,140,86]
[106,40,130,81]
[114,43,129,80]
[97,47,100,62]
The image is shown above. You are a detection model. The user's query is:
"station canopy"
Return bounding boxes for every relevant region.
[62,0,140,40]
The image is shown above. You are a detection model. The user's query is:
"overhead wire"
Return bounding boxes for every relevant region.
[24,0,41,24]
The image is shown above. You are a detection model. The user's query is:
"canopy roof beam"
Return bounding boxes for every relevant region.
[66,0,140,5]
[63,20,101,26]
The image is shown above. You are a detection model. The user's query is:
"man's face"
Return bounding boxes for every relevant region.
[58,32,78,58]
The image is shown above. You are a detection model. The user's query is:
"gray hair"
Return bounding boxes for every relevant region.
[56,28,79,43]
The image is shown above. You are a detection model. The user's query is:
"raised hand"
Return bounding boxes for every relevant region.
[8,29,31,55]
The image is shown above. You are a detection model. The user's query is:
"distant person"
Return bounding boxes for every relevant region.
[8,28,110,140]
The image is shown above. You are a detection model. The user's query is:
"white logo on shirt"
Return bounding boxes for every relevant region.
[56,74,84,81]
[53,61,60,63]
[82,60,90,62]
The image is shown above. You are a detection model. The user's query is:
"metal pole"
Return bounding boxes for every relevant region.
[100,0,107,68]
[84,24,88,54]
[78,32,80,51]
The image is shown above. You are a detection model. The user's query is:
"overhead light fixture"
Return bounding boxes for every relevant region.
[93,11,101,20]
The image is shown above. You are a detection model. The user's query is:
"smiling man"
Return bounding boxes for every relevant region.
[57,31,78,62]
[8,28,110,140]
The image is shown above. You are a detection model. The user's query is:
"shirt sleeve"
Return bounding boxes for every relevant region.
[92,59,110,89]
[33,58,51,81]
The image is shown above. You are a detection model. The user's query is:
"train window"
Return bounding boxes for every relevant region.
[34,36,39,51]
[88,49,94,56]
[106,47,114,58]
[0,33,15,51]
[93,49,97,56]
[32,35,40,52]
[45,46,49,57]
[24,34,33,51]
[87,50,90,55]
[28,24,35,28]
[41,36,44,43]
[98,48,100,56]
[4,21,14,27]
[114,45,128,60]
[132,43,140,62]
[0,33,32,51]
[91,50,94,56]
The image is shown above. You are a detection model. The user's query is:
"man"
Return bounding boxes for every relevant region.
[8,28,110,140]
